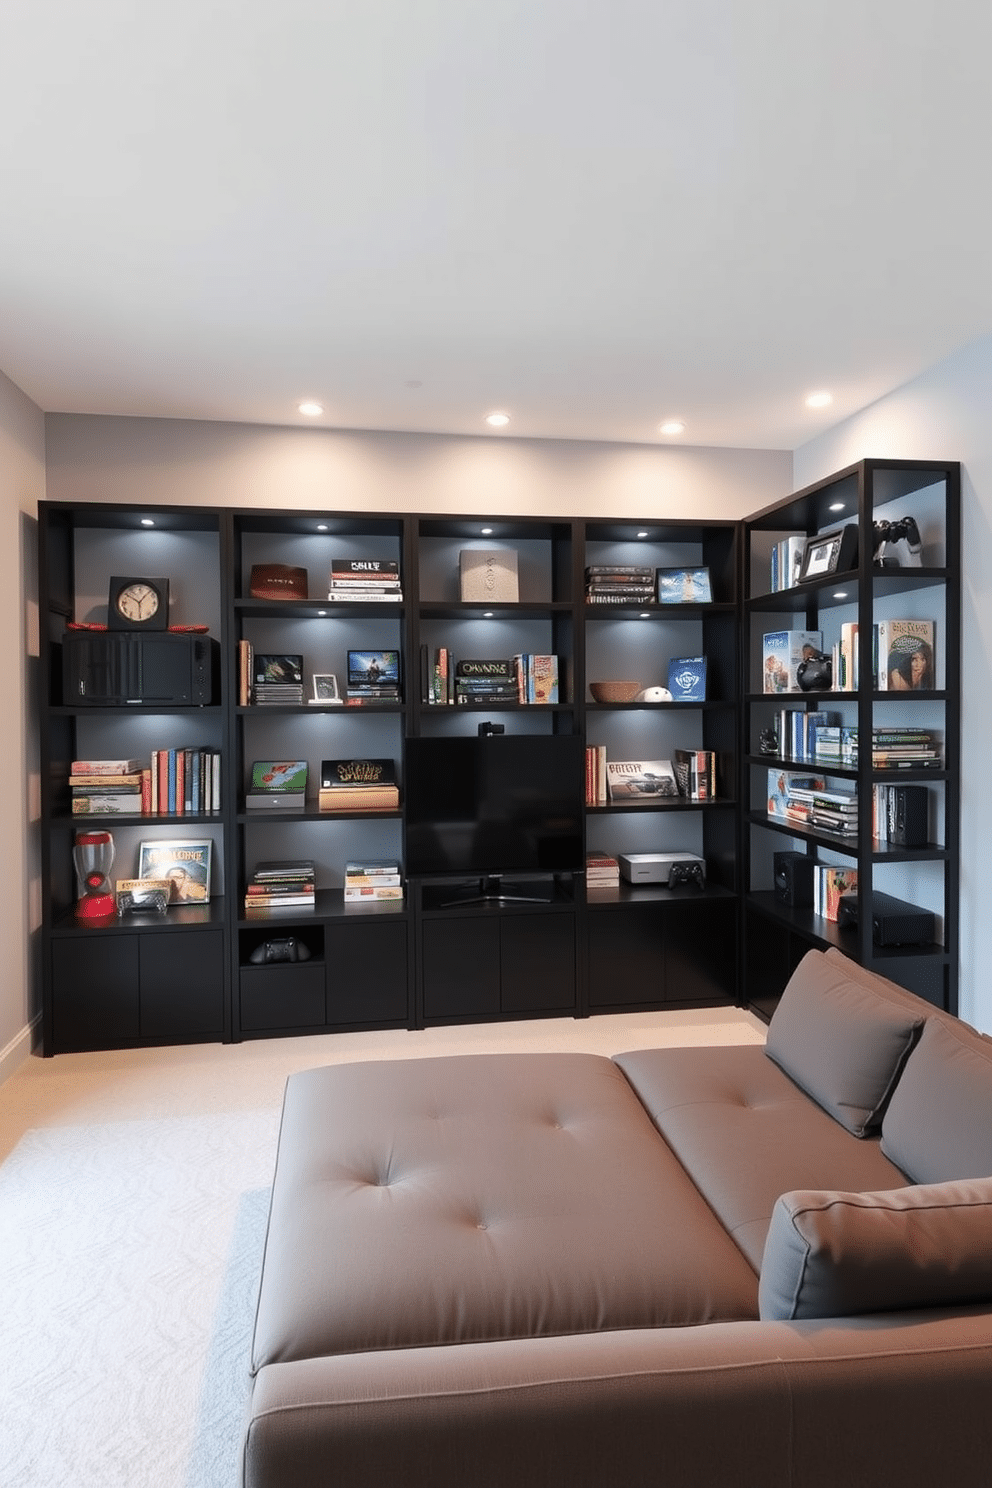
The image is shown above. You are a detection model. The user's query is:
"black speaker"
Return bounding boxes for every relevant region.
[836,890,935,947]
[774,851,815,907]
[887,785,929,848]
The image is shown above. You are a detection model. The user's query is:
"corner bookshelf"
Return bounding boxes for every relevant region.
[740,459,960,1019]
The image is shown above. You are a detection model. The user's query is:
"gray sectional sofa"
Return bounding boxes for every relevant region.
[242,948,992,1488]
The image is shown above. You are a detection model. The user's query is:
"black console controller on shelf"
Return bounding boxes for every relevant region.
[668,861,706,890]
[873,515,923,568]
[249,937,311,965]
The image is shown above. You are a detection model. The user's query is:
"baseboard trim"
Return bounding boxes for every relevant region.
[0,1017,40,1086]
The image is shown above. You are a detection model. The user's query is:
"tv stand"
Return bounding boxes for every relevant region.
[431,874,563,910]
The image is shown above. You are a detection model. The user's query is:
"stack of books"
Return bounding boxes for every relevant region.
[343,859,404,903]
[328,559,403,602]
[839,727,943,769]
[319,758,400,812]
[766,770,827,826]
[585,851,620,889]
[244,860,316,913]
[253,653,304,706]
[454,658,518,705]
[585,564,656,605]
[808,788,858,836]
[70,757,145,815]
[514,653,559,703]
[813,865,858,921]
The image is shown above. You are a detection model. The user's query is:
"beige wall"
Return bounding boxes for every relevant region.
[0,372,45,1077]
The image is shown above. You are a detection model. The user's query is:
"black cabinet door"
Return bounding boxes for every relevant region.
[586,906,667,1009]
[500,912,576,1013]
[665,899,737,1003]
[140,930,225,1038]
[326,919,409,1025]
[240,963,327,1032]
[422,916,500,1019]
[51,935,141,1050]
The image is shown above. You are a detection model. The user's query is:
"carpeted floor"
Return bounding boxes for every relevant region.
[0,1007,765,1488]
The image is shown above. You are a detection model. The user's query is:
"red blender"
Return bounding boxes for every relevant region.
[73,830,116,920]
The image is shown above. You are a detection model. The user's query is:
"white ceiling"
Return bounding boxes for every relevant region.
[2,1,990,451]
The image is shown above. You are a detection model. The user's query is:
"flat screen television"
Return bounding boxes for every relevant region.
[404,733,585,895]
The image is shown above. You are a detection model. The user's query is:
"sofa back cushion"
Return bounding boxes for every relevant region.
[881,1016,992,1182]
[765,950,924,1137]
[759,1177,992,1320]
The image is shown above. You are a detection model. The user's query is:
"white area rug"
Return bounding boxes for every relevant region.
[0,1113,274,1488]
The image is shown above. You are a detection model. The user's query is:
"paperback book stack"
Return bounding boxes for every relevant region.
[584,745,608,805]
[70,757,145,815]
[454,658,519,705]
[585,565,656,606]
[319,758,400,812]
[253,653,304,706]
[585,851,620,889]
[244,860,316,914]
[808,787,858,837]
[837,727,943,770]
[766,770,827,826]
[343,859,404,903]
[328,559,403,602]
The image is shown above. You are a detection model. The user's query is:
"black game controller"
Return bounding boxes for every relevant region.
[249,937,311,965]
[669,861,705,889]
[873,516,923,568]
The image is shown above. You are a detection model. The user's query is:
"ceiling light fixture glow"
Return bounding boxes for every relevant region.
[805,391,833,409]
[481,526,493,535]
[658,419,685,436]
[636,530,649,539]
[317,523,328,531]
[485,412,510,427]
[140,518,155,527]
[298,401,323,417]
[828,502,846,512]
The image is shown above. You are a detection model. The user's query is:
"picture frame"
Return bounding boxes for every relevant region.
[657,566,712,604]
[309,672,342,704]
[797,524,858,583]
[136,838,212,903]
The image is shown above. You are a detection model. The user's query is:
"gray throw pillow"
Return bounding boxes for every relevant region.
[765,950,924,1136]
[759,1178,992,1321]
[881,1016,992,1182]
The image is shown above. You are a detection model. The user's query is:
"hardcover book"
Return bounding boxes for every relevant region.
[606,759,679,801]
[876,619,935,691]
[667,655,707,702]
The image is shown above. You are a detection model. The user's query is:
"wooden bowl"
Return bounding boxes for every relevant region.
[589,680,641,704]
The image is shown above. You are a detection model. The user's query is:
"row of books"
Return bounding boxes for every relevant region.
[814,726,942,769]
[586,749,717,806]
[70,752,221,816]
[422,649,560,705]
[814,865,859,921]
[344,858,403,902]
[769,534,806,593]
[328,559,402,602]
[244,860,316,913]
[771,709,839,765]
[764,620,935,694]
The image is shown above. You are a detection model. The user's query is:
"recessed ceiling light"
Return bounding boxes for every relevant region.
[636,530,649,539]
[140,518,155,527]
[640,612,652,618]
[481,526,493,535]
[828,502,846,512]
[317,610,326,616]
[298,401,323,417]
[832,591,848,600]
[485,412,510,427]
[658,420,685,436]
[483,611,494,618]
[316,523,328,531]
[805,391,833,409]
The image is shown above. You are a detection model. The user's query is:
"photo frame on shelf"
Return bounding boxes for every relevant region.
[797,524,858,583]
[309,672,342,704]
[657,566,712,604]
[136,839,212,903]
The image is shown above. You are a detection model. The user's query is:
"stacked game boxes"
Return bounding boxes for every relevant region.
[253,653,304,705]
[244,860,316,913]
[343,858,404,902]
[585,564,656,605]
[346,649,401,703]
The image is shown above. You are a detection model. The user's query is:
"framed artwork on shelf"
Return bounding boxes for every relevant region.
[797,525,858,583]
[136,838,212,903]
[309,672,342,704]
[657,566,712,604]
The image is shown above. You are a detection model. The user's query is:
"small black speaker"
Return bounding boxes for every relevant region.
[774,851,815,907]
[888,785,929,848]
[837,890,935,947]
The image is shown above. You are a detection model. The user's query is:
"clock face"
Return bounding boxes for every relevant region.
[116,582,160,622]
[107,575,170,629]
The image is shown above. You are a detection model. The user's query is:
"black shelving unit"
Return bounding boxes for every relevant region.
[740,459,960,1019]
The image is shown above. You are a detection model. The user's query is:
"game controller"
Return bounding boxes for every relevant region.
[249,937,311,964]
[669,861,706,889]
[873,516,922,568]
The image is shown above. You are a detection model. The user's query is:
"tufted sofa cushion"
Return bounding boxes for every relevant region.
[251,1052,759,1371]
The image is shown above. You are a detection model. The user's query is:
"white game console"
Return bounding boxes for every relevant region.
[618,852,707,888]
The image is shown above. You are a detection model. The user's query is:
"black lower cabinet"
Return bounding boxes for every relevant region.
[587,897,736,1010]
[239,917,410,1036]
[421,909,577,1022]
[50,929,225,1052]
